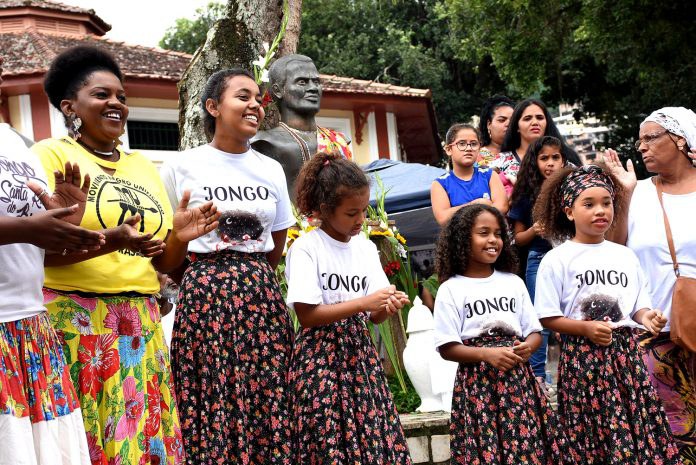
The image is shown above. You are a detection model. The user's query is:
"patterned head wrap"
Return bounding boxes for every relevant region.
[641,107,696,150]
[560,165,615,209]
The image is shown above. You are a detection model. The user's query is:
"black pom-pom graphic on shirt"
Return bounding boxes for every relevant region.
[579,294,622,322]
[218,210,264,244]
[479,320,518,337]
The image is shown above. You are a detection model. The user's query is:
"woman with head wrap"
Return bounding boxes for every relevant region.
[607,106,696,464]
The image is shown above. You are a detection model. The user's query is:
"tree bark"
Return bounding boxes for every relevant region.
[178,0,302,149]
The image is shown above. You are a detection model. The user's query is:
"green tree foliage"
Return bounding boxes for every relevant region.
[159,2,226,54]
[298,0,510,132]
[443,0,696,158]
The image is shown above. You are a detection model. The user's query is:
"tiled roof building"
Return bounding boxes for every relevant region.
[0,0,442,164]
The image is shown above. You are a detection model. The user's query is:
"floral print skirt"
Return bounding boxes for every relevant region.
[289,312,411,465]
[0,312,90,465]
[451,334,562,465]
[171,250,294,465]
[558,327,682,464]
[44,289,184,465]
[638,330,696,465]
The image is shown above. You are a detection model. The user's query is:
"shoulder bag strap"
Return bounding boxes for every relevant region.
[655,178,681,277]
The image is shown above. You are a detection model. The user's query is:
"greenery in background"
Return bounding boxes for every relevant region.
[159,2,226,53]
[387,375,421,414]
[299,0,509,141]
[160,1,696,170]
[441,0,696,171]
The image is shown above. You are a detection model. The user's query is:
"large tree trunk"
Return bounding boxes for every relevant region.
[178,0,303,149]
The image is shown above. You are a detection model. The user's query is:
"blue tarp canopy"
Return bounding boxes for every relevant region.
[363,159,445,213]
[363,159,446,248]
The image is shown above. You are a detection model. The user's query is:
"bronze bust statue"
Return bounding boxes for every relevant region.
[252,54,351,195]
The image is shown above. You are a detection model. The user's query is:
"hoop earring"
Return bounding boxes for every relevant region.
[70,115,82,140]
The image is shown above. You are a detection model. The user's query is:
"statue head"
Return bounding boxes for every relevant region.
[268,54,322,117]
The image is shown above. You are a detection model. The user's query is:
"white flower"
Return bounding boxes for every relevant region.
[260,69,270,83]
[71,311,93,335]
[252,55,266,69]
[262,41,270,53]
[397,244,407,259]
[379,220,388,230]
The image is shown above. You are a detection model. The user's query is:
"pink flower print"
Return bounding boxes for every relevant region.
[114,376,145,441]
[145,297,160,323]
[42,288,59,304]
[72,296,98,312]
[104,301,142,336]
[71,311,93,335]
[87,432,104,464]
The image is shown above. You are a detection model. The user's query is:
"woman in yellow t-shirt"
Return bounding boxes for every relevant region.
[31,46,219,465]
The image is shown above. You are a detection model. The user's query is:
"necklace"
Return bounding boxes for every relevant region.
[279,122,313,163]
[77,139,115,157]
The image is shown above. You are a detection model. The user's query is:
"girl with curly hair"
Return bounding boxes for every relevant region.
[533,165,682,464]
[509,136,566,384]
[433,204,561,465]
[285,151,412,464]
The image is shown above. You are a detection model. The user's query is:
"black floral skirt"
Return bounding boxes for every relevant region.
[450,334,563,465]
[288,312,412,465]
[557,327,682,464]
[171,250,294,465]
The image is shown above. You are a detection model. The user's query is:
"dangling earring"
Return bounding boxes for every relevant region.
[70,115,82,140]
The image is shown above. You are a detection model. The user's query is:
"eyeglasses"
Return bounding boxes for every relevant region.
[634,130,668,150]
[449,140,480,150]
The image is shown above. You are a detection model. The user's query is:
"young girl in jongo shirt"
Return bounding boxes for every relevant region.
[533,164,682,464]
[433,204,563,465]
[284,151,412,465]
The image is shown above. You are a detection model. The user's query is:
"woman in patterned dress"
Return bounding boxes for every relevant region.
[32,46,219,465]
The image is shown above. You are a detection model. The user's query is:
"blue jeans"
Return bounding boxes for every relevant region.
[526,249,549,379]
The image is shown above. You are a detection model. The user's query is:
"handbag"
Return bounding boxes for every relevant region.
[656,179,696,351]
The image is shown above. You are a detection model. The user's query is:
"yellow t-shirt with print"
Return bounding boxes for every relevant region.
[32,137,173,294]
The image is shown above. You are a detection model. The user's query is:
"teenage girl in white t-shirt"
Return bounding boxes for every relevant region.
[285,151,412,464]
[432,203,562,465]
[533,165,681,464]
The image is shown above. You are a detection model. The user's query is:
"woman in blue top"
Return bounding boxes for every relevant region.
[431,124,507,225]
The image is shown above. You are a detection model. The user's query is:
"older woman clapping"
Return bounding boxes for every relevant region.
[607,106,696,463]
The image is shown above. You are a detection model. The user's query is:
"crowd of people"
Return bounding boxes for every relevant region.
[0,44,695,465]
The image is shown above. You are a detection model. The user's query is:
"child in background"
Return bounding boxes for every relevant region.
[431,124,508,226]
[509,136,566,386]
[285,151,412,465]
[433,204,562,465]
[533,165,682,464]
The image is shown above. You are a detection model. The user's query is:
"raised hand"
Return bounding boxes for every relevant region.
[604,149,637,191]
[27,161,90,226]
[172,190,220,242]
[641,309,668,335]
[117,215,165,257]
[25,204,104,253]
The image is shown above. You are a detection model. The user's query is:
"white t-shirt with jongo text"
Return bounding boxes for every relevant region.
[0,123,48,322]
[433,271,542,349]
[160,145,295,254]
[285,229,390,311]
[627,178,696,331]
[534,240,652,328]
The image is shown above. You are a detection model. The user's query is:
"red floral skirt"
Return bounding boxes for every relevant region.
[557,327,682,464]
[450,334,563,465]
